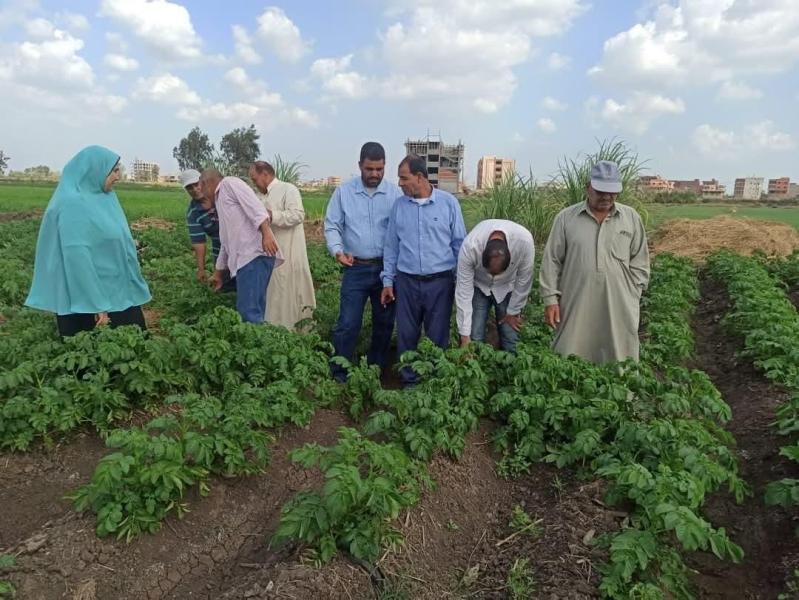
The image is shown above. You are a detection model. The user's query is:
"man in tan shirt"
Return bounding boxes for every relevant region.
[539,160,650,363]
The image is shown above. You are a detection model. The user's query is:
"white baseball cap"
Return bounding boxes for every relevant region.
[179,169,201,188]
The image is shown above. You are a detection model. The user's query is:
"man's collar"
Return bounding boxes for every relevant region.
[266,177,279,193]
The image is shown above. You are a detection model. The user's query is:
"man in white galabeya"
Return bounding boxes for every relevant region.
[539,160,650,363]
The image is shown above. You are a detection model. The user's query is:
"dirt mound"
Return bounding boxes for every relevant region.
[130,218,175,231]
[653,216,799,262]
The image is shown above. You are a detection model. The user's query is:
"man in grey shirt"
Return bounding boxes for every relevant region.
[539,161,650,363]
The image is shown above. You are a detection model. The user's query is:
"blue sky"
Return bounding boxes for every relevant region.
[0,0,797,189]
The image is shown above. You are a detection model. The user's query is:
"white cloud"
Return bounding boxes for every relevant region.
[133,73,201,105]
[692,124,737,158]
[59,12,90,33]
[594,92,685,134]
[177,102,260,121]
[747,120,795,151]
[310,55,368,99]
[232,25,261,65]
[104,53,139,71]
[256,7,310,63]
[105,32,127,52]
[692,121,795,158]
[547,52,571,70]
[1,27,94,89]
[542,96,567,111]
[512,132,524,142]
[25,18,55,39]
[590,1,799,90]
[717,80,763,101]
[99,0,202,61]
[0,22,126,124]
[289,107,319,128]
[375,1,586,112]
[537,117,557,133]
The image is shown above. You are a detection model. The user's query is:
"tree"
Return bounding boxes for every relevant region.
[220,124,260,177]
[173,127,215,171]
[0,150,9,176]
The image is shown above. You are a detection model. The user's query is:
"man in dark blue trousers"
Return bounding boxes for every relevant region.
[324,142,404,382]
[380,155,467,385]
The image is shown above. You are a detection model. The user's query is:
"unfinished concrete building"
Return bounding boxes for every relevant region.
[404,135,464,194]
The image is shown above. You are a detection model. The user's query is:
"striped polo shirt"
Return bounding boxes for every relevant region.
[186,200,221,258]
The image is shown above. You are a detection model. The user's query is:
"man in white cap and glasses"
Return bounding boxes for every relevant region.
[181,169,222,283]
[539,160,650,363]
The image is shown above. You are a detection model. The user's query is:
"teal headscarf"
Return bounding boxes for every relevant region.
[25,145,151,316]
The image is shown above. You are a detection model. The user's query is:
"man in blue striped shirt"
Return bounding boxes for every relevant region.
[324,142,404,382]
[182,169,221,283]
[380,155,467,385]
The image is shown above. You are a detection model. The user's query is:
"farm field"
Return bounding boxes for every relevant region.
[647,203,799,230]
[1,206,799,599]
[0,181,331,222]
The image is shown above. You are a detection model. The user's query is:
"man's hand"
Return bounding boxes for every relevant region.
[211,270,224,291]
[380,286,395,307]
[262,225,279,256]
[499,314,523,332]
[95,312,109,327]
[336,252,354,267]
[196,268,207,283]
[459,335,471,348]
[544,304,561,329]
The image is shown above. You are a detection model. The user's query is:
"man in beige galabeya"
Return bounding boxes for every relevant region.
[249,161,316,330]
[539,160,650,363]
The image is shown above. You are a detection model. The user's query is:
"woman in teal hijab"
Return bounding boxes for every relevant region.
[25,145,152,336]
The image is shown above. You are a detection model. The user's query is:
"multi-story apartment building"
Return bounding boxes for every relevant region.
[768,177,790,196]
[638,175,674,193]
[130,159,159,183]
[476,156,515,190]
[671,179,703,195]
[733,177,764,200]
[700,179,726,199]
[405,135,464,194]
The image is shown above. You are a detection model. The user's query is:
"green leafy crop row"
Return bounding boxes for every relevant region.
[707,251,799,508]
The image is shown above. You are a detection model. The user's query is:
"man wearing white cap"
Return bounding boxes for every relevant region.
[182,169,222,283]
[539,160,650,363]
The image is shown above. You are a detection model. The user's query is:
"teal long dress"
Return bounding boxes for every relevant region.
[25,145,151,316]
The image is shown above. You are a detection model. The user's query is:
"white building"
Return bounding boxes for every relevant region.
[733,177,764,200]
[131,159,160,183]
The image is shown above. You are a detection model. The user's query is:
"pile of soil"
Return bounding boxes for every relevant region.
[652,216,799,262]
[130,218,175,232]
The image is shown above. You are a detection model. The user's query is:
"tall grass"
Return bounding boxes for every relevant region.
[273,155,307,186]
[555,138,650,226]
[476,171,562,244]
[477,139,650,243]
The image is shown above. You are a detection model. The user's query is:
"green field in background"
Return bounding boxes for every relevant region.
[3,182,799,232]
[0,181,330,221]
[647,203,799,230]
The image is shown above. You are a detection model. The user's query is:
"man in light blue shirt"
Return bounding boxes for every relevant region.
[324,142,403,382]
[380,154,466,385]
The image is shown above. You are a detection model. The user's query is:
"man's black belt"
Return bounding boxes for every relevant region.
[399,270,453,282]
[353,256,383,265]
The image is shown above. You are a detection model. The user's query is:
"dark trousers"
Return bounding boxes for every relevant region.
[56,305,147,337]
[395,271,454,384]
[331,263,396,381]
